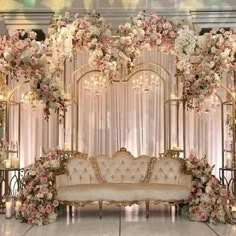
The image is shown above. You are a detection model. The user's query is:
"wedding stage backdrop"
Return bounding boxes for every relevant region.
[6,50,225,177]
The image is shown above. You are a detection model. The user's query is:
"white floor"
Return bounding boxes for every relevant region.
[0,204,235,236]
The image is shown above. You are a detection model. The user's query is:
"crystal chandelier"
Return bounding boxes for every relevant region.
[22,90,38,108]
[201,94,220,113]
[132,72,160,93]
[83,75,110,95]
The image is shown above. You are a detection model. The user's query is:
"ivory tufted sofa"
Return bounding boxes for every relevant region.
[56,148,192,217]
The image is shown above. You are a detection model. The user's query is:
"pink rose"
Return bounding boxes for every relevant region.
[169,31,176,38]
[196,189,202,196]
[194,206,200,213]
[197,182,203,188]
[40,83,49,92]
[200,213,207,221]
[40,176,48,184]
[45,204,52,213]
[211,176,218,185]
[29,31,37,40]
[163,22,172,30]
[40,186,48,194]
[28,218,33,225]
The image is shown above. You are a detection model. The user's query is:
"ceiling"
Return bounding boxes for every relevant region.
[0,0,235,12]
[0,0,236,34]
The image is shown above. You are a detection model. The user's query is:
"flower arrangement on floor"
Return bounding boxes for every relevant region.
[185,154,230,224]
[17,148,70,226]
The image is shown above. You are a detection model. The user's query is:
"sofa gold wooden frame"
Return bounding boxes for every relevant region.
[55,148,192,218]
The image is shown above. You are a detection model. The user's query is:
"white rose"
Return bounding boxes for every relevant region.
[3,51,13,61]
[125,23,131,29]
[136,20,142,27]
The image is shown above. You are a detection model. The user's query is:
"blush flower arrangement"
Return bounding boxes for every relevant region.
[176,28,236,110]
[0,30,48,81]
[30,74,66,121]
[185,155,230,224]
[117,11,179,73]
[47,11,117,80]
[17,149,70,226]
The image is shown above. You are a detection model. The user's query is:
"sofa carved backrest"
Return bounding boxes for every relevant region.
[56,153,98,188]
[56,149,190,188]
[93,149,153,183]
[150,157,184,184]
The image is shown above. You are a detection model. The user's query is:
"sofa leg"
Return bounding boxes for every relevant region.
[145,199,150,218]
[99,200,103,219]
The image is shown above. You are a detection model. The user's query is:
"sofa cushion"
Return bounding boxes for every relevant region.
[57,183,190,202]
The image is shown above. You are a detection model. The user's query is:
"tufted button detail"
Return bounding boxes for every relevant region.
[132,176,134,179]
[159,168,162,171]
[165,175,167,179]
[126,168,129,171]
[175,176,177,179]
[111,175,114,179]
[169,168,173,171]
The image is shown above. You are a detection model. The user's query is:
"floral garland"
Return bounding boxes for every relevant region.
[30,74,66,121]
[0,11,236,114]
[185,154,230,224]
[0,31,48,81]
[47,12,117,80]
[18,149,69,226]
[0,31,66,120]
[117,11,179,73]
[176,28,236,110]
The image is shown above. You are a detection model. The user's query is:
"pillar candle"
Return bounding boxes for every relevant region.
[5,160,11,169]
[12,158,19,168]
[15,201,22,218]
[5,201,12,219]
[232,206,236,219]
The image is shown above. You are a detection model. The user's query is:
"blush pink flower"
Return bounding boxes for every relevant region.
[45,204,52,213]
[196,189,203,196]
[200,213,207,221]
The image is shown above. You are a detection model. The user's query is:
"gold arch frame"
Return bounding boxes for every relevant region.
[70,62,169,152]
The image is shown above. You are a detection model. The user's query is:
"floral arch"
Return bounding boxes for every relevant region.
[0,11,235,119]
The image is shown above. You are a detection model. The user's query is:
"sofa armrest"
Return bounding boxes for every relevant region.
[178,174,192,189]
